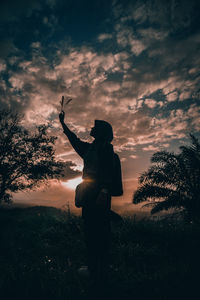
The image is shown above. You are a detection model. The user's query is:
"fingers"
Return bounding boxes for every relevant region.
[59,111,65,117]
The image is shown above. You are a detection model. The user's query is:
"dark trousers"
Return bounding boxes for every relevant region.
[83,208,111,284]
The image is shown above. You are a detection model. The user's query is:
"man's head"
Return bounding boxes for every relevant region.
[90,120,113,143]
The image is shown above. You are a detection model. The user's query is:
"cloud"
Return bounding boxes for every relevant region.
[143,145,160,152]
[3,39,200,159]
[59,161,82,180]
[166,91,178,102]
[144,99,157,108]
[114,0,200,35]
[116,26,147,56]
[98,33,113,42]
[130,154,137,159]
[0,60,6,72]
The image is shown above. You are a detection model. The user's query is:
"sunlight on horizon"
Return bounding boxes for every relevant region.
[61,176,82,190]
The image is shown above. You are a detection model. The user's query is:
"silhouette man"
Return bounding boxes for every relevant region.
[59,110,116,288]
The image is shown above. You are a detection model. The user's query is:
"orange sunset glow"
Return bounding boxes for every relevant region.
[62,176,83,190]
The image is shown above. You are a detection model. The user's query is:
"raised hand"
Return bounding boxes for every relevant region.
[59,111,65,124]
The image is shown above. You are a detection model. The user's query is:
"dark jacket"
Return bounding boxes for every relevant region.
[62,124,114,193]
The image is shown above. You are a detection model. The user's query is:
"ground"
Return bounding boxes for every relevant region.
[0,206,199,300]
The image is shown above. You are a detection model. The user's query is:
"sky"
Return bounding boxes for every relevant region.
[0,0,200,214]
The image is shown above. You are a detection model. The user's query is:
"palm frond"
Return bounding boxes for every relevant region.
[142,202,157,208]
[139,158,188,189]
[133,134,200,222]
[151,151,177,164]
[151,193,183,214]
[133,184,173,204]
[189,134,200,152]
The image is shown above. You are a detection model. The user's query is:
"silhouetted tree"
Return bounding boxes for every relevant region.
[0,110,63,204]
[133,134,200,222]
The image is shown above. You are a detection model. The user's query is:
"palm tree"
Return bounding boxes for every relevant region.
[133,135,200,222]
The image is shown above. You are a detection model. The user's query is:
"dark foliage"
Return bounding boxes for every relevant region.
[0,110,64,204]
[133,134,200,222]
[0,207,200,300]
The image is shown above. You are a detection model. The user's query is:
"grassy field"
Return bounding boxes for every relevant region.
[0,206,200,300]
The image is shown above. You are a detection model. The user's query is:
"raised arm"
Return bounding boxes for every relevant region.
[59,111,90,159]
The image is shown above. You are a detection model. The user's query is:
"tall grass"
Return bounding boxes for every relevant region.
[0,206,200,300]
